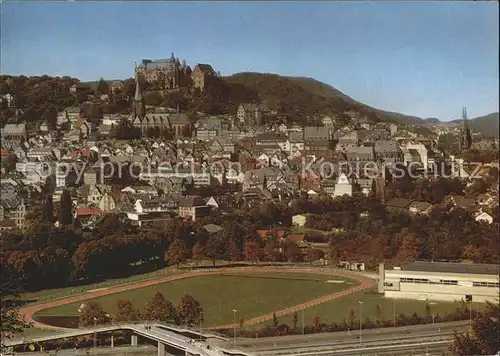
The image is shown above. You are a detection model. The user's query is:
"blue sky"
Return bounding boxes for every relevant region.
[1,1,498,120]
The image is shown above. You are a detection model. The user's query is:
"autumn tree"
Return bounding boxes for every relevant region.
[396,231,424,263]
[177,294,203,326]
[264,239,279,263]
[306,248,324,264]
[115,300,140,322]
[227,239,241,263]
[272,312,279,327]
[283,241,300,262]
[78,302,109,327]
[311,314,320,328]
[191,242,205,266]
[292,311,299,330]
[243,239,261,264]
[165,239,189,268]
[143,292,176,324]
[97,78,109,94]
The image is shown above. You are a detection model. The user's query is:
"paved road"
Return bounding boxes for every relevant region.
[20,267,374,330]
[11,346,156,356]
[215,320,468,354]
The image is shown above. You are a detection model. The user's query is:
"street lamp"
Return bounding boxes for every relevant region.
[199,311,204,341]
[301,308,305,335]
[232,309,237,348]
[393,296,396,328]
[93,317,97,348]
[358,301,364,346]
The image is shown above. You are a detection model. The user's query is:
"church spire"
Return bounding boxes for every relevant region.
[459,106,472,152]
[134,61,145,119]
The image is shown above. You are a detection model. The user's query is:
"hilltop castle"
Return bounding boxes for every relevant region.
[136,53,192,90]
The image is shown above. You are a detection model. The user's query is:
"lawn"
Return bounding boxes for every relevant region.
[253,287,485,328]
[21,268,183,303]
[34,272,358,327]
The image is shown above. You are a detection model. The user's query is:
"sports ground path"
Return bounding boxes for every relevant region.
[20,267,375,331]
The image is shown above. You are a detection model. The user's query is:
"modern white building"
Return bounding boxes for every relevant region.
[378,261,499,303]
[333,173,353,198]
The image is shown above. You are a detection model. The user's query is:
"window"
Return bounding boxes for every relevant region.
[473,281,500,288]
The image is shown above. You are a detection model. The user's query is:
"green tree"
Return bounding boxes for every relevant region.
[59,189,73,226]
[375,305,382,327]
[0,267,32,351]
[97,78,109,94]
[165,239,189,268]
[449,301,499,355]
[348,309,356,329]
[203,235,225,266]
[177,294,203,326]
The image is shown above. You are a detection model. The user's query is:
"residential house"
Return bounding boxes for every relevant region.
[475,211,494,224]
[345,146,375,162]
[322,116,334,127]
[409,201,433,215]
[202,223,224,235]
[385,198,413,213]
[111,80,124,93]
[0,197,26,230]
[237,103,266,126]
[70,83,90,93]
[304,126,331,151]
[374,140,402,164]
[99,191,117,212]
[1,124,27,147]
[336,131,359,151]
[179,195,211,221]
[292,214,307,227]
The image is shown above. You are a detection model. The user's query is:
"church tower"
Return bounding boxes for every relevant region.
[459,106,472,152]
[133,61,145,119]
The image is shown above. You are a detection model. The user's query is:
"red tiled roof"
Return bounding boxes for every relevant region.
[71,150,90,159]
[256,230,285,239]
[286,234,305,243]
[76,208,105,216]
[0,149,10,157]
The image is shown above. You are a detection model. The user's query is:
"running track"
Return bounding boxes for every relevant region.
[20,268,375,331]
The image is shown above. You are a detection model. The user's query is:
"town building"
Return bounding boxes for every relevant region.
[191,64,216,92]
[237,103,266,126]
[379,261,500,303]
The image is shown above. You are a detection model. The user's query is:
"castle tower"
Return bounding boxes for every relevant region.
[459,106,472,152]
[133,61,145,119]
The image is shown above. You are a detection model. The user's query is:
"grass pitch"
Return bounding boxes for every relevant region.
[34,272,357,327]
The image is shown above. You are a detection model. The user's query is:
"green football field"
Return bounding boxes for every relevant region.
[34,272,358,327]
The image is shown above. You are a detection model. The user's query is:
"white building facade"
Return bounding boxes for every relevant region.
[379,262,499,303]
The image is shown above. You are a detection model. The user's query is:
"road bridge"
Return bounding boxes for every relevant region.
[4,323,254,356]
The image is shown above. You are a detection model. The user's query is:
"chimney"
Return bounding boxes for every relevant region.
[378,262,385,293]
